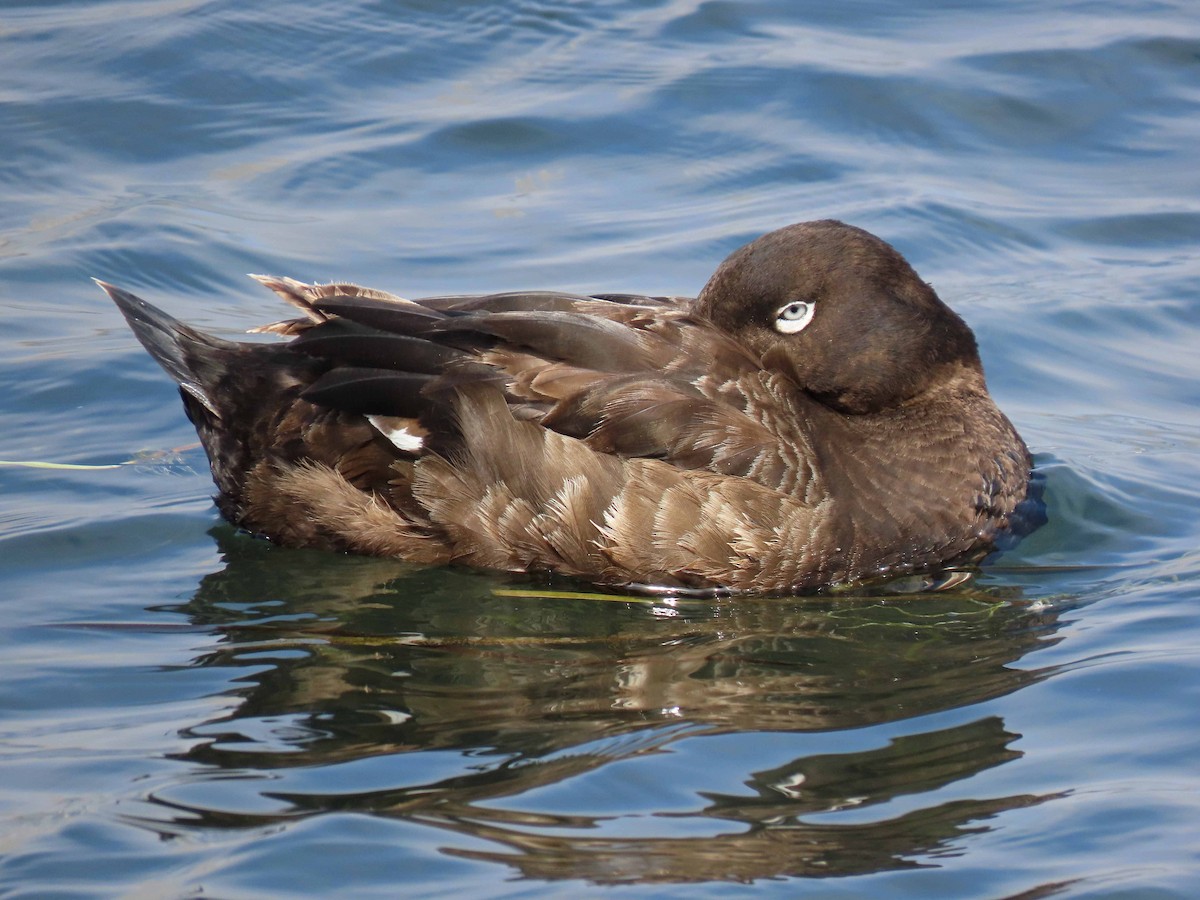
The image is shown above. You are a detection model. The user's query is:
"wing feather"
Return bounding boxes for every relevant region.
[302,368,433,417]
[245,281,820,500]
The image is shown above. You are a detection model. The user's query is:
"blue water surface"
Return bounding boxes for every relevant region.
[1,0,1199,897]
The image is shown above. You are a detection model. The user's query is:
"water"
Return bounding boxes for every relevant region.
[2,0,1199,896]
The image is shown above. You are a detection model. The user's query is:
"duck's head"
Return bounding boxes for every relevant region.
[695,220,983,415]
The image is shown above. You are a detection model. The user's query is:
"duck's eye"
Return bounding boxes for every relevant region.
[774,300,815,334]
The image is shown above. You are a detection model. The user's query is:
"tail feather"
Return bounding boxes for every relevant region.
[97,279,236,418]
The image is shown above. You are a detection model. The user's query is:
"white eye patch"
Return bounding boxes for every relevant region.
[774,300,815,334]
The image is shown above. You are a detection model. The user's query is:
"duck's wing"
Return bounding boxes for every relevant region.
[250,282,835,592]
[268,281,823,499]
[104,278,833,591]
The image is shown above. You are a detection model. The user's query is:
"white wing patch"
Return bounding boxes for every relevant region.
[368,415,425,454]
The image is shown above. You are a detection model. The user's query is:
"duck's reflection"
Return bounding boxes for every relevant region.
[437,721,1053,882]
[146,527,1065,883]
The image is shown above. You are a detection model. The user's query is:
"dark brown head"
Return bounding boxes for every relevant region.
[695,220,982,414]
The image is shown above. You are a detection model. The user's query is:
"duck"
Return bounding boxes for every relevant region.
[99,219,1033,595]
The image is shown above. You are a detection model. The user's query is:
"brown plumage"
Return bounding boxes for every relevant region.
[100,220,1033,594]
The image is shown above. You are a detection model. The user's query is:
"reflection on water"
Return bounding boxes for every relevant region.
[131,528,1066,883]
[440,720,1052,883]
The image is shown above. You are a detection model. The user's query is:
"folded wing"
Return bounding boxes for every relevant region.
[255,278,822,500]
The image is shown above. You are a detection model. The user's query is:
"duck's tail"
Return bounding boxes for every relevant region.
[99,279,328,521]
[97,280,239,419]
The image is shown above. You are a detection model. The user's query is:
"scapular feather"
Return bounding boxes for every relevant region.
[313,295,449,333]
[292,329,467,373]
[303,368,432,417]
[435,311,657,371]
